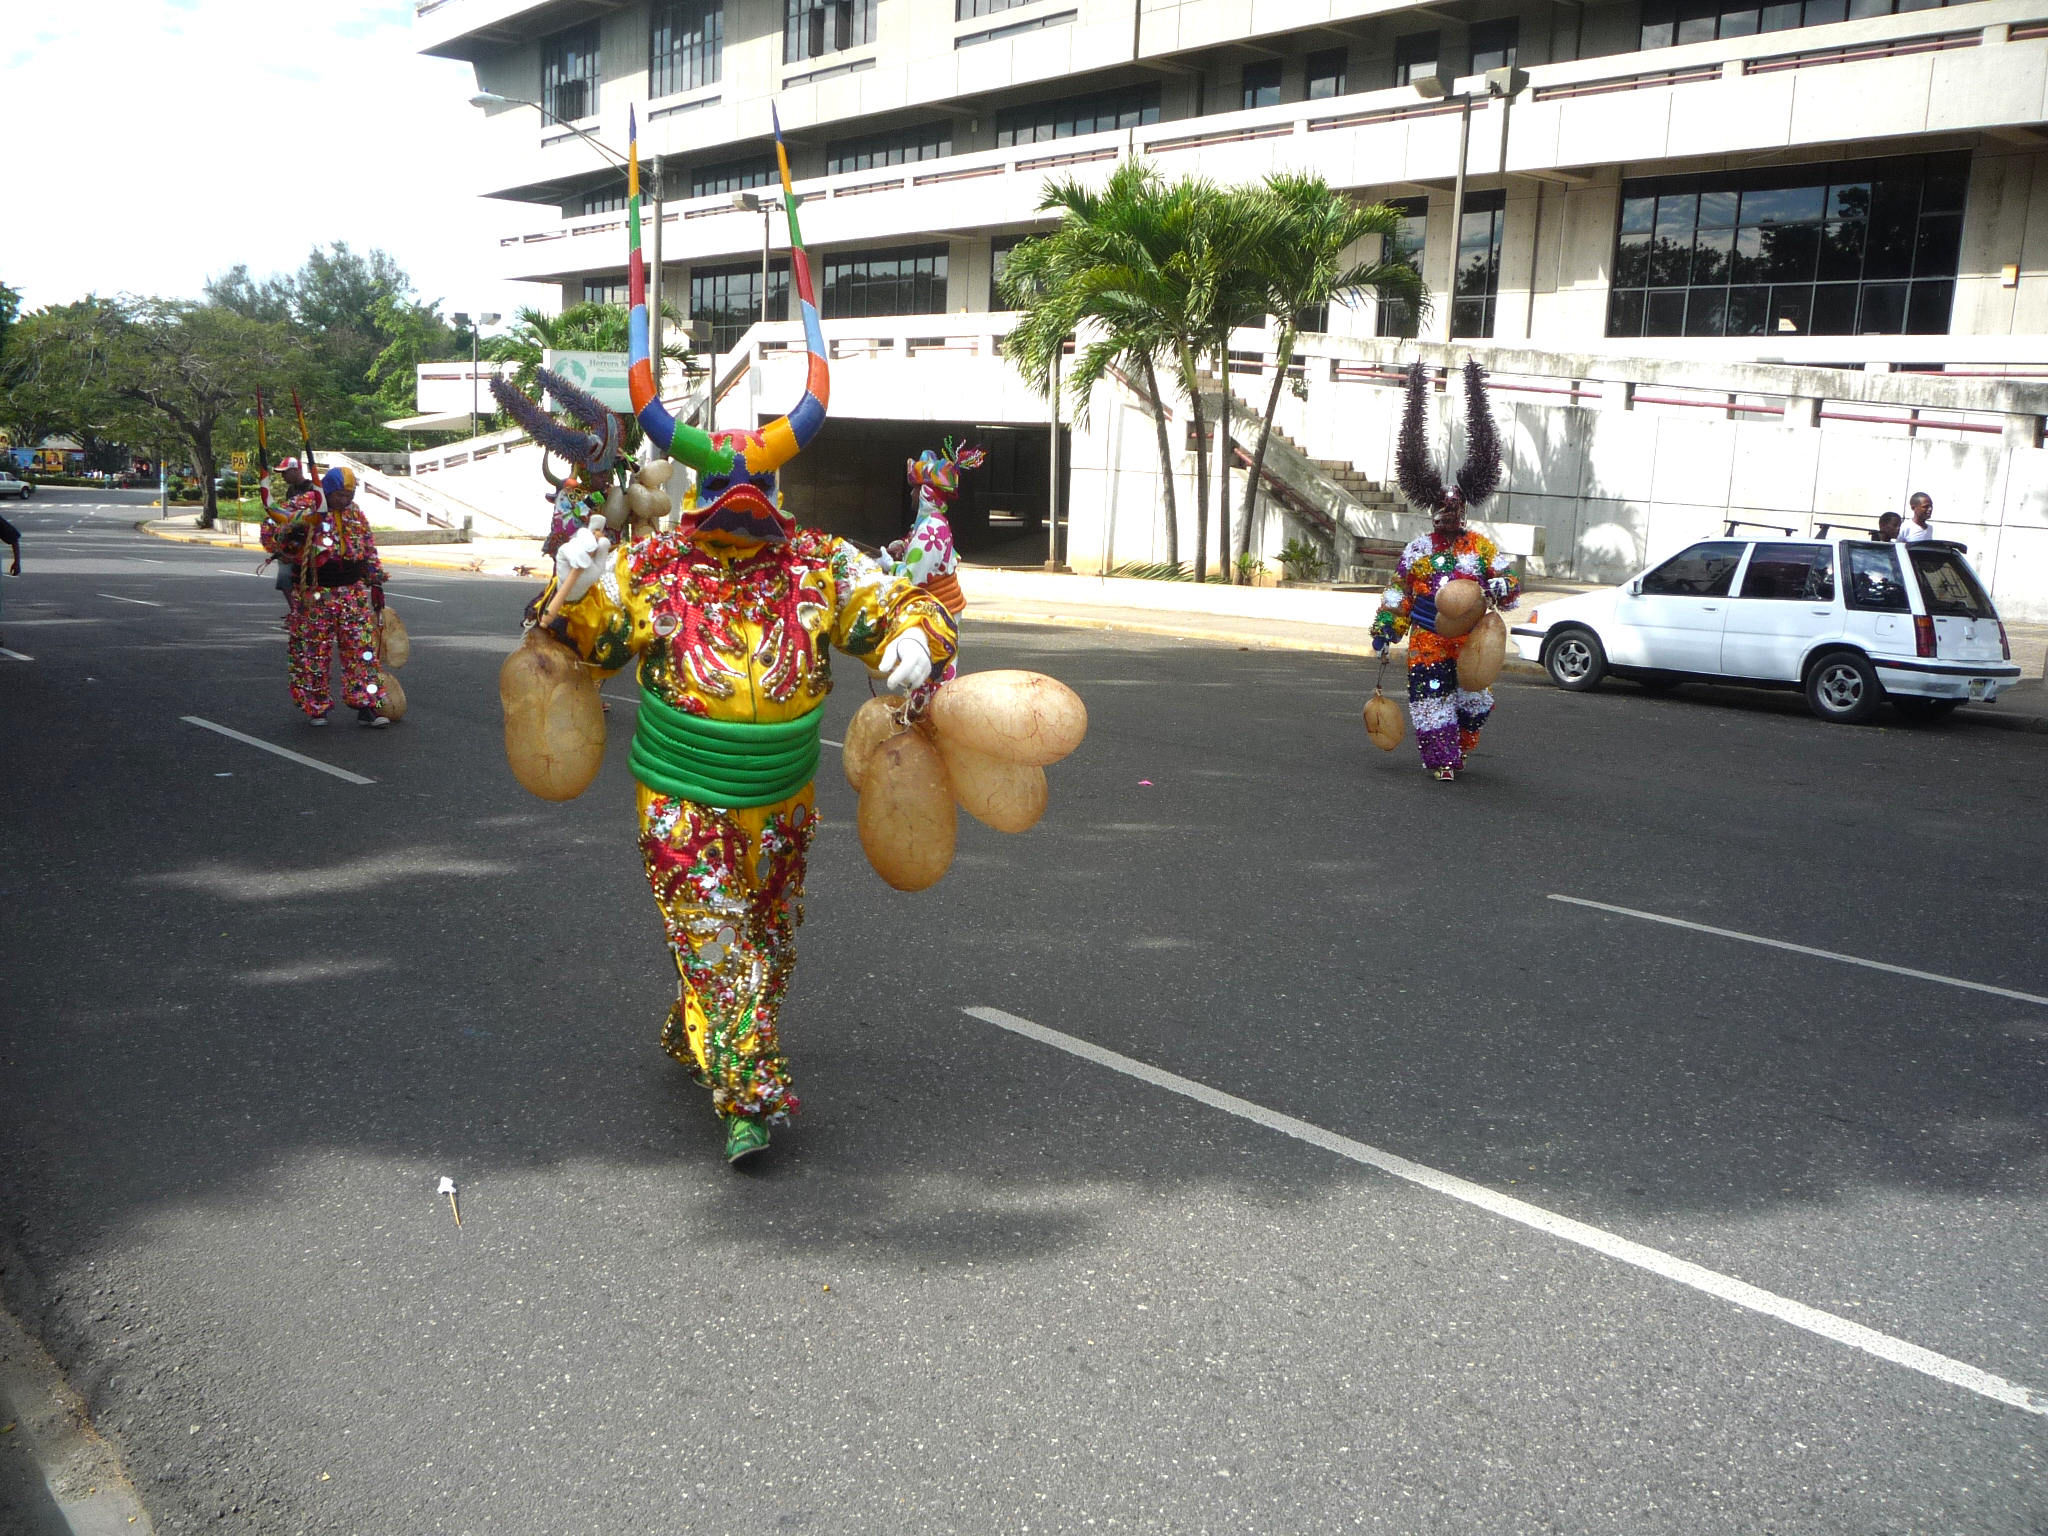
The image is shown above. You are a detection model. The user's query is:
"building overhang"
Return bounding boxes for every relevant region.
[418,0,636,62]
[384,411,479,433]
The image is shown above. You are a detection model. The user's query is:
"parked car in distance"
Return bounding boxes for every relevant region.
[0,471,33,499]
[1513,535,2020,724]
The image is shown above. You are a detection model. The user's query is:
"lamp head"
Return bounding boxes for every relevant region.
[469,92,508,109]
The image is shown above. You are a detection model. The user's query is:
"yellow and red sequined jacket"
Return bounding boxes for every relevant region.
[553,528,958,722]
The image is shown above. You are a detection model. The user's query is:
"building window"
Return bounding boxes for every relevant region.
[651,0,722,96]
[1394,32,1440,87]
[541,22,601,123]
[820,244,949,319]
[1241,60,1282,109]
[1605,152,1968,339]
[581,188,627,216]
[1376,196,1429,338]
[1468,17,1518,74]
[957,0,1034,16]
[990,233,1033,308]
[1639,0,1950,46]
[690,156,779,198]
[583,278,629,306]
[785,0,876,63]
[994,84,1161,146]
[1452,190,1505,338]
[1305,47,1347,99]
[691,259,791,352]
[827,121,954,174]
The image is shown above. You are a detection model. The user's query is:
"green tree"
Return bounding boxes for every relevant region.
[1233,174,1428,570]
[1000,161,1185,570]
[0,281,20,371]
[98,300,300,527]
[0,299,126,465]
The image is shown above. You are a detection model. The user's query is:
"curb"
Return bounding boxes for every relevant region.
[0,1301,154,1534]
[136,521,541,579]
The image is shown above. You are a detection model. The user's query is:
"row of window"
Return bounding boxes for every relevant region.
[1641,540,1975,622]
[588,149,1966,344]
[597,245,952,351]
[1639,0,1961,49]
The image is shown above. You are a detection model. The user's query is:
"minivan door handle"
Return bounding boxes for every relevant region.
[1700,605,1718,611]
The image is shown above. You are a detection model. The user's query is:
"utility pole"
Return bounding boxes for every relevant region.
[1046,341,1062,570]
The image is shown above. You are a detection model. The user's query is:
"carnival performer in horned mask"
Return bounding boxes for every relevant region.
[1370,361,1520,781]
[534,108,957,1164]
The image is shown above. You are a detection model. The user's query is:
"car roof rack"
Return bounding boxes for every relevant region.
[1813,522,1885,538]
[1722,518,1797,537]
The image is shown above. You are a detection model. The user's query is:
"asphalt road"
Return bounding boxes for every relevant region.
[1,489,2043,1535]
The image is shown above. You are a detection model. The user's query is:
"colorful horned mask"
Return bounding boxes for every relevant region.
[1395,359,1503,524]
[624,104,825,546]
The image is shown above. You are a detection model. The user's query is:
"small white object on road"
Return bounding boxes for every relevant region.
[437,1177,462,1228]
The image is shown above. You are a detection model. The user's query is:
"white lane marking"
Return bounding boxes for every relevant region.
[127,556,168,564]
[1549,895,2048,1008]
[216,568,267,578]
[383,590,443,603]
[0,647,32,662]
[99,593,163,607]
[822,738,844,749]
[180,716,375,785]
[962,1004,2048,1420]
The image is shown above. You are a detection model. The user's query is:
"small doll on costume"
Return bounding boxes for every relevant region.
[1370,360,1521,782]
[884,437,982,706]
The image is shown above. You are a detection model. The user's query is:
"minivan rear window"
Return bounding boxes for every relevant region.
[1909,546,1994,618]
[1845,543,1909,612]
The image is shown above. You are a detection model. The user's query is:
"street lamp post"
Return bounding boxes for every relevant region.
[1412,66,1527,343]
[452,310,503,441]
[468,91,664,397]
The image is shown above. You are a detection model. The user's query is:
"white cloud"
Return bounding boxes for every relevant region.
[0,1,555,323]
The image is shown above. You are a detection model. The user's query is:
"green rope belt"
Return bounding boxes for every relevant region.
[630,687,823,808]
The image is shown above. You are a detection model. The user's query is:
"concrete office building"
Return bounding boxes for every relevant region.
[414,0,2048,615]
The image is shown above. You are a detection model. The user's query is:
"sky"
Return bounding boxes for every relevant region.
[0,1,552,326]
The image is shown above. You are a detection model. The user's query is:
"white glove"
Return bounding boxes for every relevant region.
[555,527,613,602]
[879,629,933,692]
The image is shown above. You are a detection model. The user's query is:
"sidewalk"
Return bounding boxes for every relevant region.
[137,518,2048,733]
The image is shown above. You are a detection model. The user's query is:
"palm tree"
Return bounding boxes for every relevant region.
[483,301,692,408]
[999,162,1193,572]
[1232,175,1429,572]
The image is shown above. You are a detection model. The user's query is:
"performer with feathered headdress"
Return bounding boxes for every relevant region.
[1369,361,1521,781]
[529,108,958,1164]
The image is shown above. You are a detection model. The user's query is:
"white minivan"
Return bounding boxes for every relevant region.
[1513,534,2021,723]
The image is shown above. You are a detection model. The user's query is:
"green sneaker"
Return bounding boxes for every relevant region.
[724,1118,770,1164]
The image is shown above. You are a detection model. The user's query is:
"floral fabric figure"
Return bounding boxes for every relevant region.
[261,465,390,727]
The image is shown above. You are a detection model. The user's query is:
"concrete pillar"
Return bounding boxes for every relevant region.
[1783,396,1821,429]
[1598,379,1635,411]
[2003,413,2045,450]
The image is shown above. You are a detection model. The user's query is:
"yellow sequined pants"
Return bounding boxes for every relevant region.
[635,783,817,1125]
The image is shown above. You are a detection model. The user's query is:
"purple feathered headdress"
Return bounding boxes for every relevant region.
[1395,359,1503,513]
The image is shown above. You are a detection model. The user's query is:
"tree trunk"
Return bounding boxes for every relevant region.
[1239,331,1293,565]
[191,428,218,529]
[1215,339,1235,582]
[1139,352,1179,570]
[1180,345,1209,584]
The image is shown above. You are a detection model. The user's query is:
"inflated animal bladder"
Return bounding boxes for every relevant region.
[857,727,956,890]
[842,695,900,791]
[1363,689,1405,752]
[925,670,1087,766]
[625,482,669,524]
[932,730,1048,833]
[373,669,408,722]
[499,629,606,801]
[635,458,675,489]
[1457,610,1508,691]
[378,606,411,669]
[1435,578,1485,638]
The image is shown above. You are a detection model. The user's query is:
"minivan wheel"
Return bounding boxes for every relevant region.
[1804,650,1880,724]
[1544,627,1607,692]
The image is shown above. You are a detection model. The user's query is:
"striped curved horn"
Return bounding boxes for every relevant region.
[624,104,828,480]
